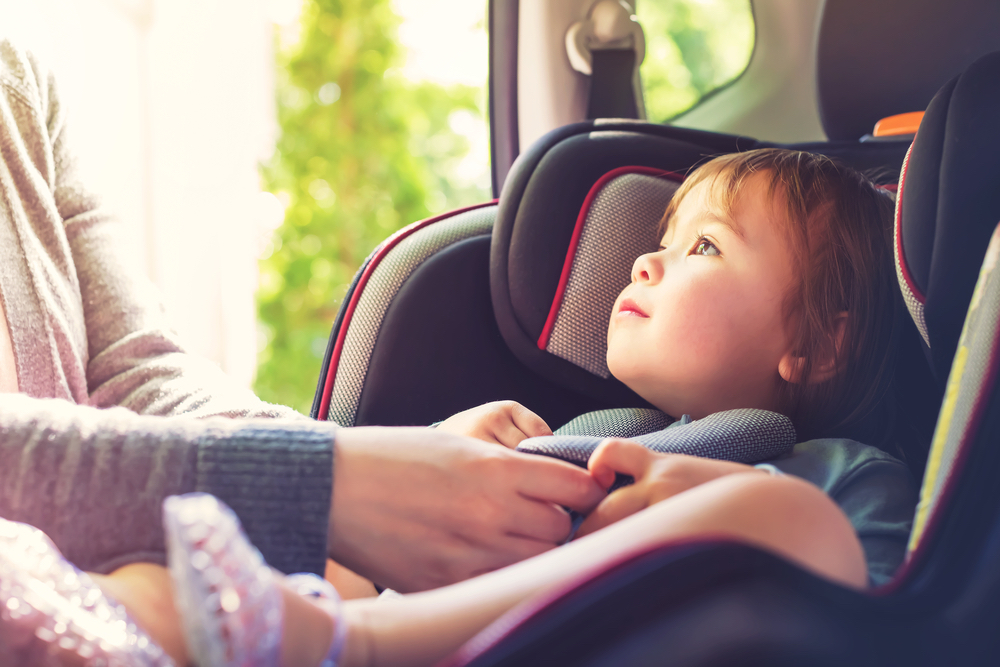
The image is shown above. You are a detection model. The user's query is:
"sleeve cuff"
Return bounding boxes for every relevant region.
[195,421,337,575]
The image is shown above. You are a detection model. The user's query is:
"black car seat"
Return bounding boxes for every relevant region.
[311,121,914,430]
[435,50,1000,667]
[306,0,1000,662]
[311,1,999,431]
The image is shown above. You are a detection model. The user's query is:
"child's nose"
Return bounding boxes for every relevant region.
[632,252,663,283]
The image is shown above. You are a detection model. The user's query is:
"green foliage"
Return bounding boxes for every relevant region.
[637,0,755,122]
[256,0,489,413]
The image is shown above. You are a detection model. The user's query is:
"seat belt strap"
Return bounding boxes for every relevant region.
[587,48,640,119]
[566,1,646,120]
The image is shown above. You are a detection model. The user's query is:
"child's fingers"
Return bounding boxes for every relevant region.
[575,485,648,538]
[510,403,552,439]
[489,402,550,448]
[437,401,542,448]
[587,439,655,489]
[493,418,533,448]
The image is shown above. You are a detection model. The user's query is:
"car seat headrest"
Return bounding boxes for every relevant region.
[490,122,751,406]
[894,50,1000,384]
[817,0,1000,140]
[537,167,681,378]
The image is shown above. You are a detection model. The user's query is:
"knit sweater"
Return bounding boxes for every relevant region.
[0,41,334,575]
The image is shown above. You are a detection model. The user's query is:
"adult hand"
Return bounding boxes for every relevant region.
[436,400,552,448]
[576,439,760,538]
[327,426,605,593]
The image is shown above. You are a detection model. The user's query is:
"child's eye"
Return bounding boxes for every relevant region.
[693,238,720,256]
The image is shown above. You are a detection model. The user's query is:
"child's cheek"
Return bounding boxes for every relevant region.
[661,275,740,357]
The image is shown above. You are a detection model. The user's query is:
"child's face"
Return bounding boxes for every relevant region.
[607,174,798,419]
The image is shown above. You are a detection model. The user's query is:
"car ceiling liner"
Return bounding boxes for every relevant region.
[817,0,1000,140]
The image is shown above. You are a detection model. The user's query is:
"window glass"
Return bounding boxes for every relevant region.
[256,0,490,413]
[637,0,755,122]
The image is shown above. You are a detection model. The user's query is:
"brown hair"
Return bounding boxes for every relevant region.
[660,148,899,439]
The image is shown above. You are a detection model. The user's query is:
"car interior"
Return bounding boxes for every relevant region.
[311,0,1000,663]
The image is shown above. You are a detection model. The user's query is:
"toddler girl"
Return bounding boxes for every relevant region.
[438,148,915,585]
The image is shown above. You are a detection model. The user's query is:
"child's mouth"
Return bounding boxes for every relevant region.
[617,298,649,318]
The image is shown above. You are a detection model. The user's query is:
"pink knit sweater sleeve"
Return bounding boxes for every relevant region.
[0,42,332,576]
[32,50,302,421]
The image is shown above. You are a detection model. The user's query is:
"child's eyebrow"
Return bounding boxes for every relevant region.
[700,210,747,242]
[718,216,748,242]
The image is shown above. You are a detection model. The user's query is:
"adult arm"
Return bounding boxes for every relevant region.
[0,42,329,575]
[1,46,608,591]
[0,399,606,588]
[0,393,334,576]
[18,43,299,421]
[328,426,605,592]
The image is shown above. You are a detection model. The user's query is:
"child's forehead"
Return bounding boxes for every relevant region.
[665,174,741,224]
[697,171,782,213]
[663,171,786,239]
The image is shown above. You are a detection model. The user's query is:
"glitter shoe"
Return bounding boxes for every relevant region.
[163,493,346,667]
[0,517,174,667]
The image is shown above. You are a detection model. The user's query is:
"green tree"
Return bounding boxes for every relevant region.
[637,0,755,122]
[256,0,488,413]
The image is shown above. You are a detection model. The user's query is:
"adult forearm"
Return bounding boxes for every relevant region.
[0,394,334,575]
[196,419,334,575]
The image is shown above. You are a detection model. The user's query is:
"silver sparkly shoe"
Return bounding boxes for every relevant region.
[164,493,346,667]
[0,517,174,667]
[163,494,281,667]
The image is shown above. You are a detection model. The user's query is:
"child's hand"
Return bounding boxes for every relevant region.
[577,439,759,537]
[436,400,552,448]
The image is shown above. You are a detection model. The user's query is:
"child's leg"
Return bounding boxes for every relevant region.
[88,560,373,665]
[340,472,867,667]
[88,476,863,667]
[88,564,186,665]
[325,559,379,599]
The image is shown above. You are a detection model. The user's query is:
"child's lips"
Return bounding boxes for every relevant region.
[617,298,649,318]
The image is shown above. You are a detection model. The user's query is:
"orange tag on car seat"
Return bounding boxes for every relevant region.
[873,111,924,137]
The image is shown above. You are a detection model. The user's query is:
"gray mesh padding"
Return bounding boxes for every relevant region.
[518,408,796,469]
[908,223,1000,551]
[546,174,681,377]
[555,407,675,438]
[894,144,930,347]
[327,207,496,426]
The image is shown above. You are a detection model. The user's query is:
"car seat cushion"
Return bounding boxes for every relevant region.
[538,168,683,378]
[553,406,675,438]
[318,204,496,425]
[894,51,1000,381]
[904,222,1000,562]
[893,141,929,348]
[518,408,796,473]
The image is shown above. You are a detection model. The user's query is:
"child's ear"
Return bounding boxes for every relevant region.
[778,312,848,385]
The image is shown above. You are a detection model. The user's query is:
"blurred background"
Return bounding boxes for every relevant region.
[0,0,752,414]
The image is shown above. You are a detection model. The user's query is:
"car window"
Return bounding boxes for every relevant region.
[637,0,755,122]
[256,0,490,413]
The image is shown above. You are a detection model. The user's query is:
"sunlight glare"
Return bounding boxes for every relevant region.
[392,0,488,87]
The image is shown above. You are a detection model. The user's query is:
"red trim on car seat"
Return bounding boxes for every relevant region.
[316,200,498,422]
[439,534,739,667]
[894,140,926,304]
[873,223,1000,596]
[536,167,685,351]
